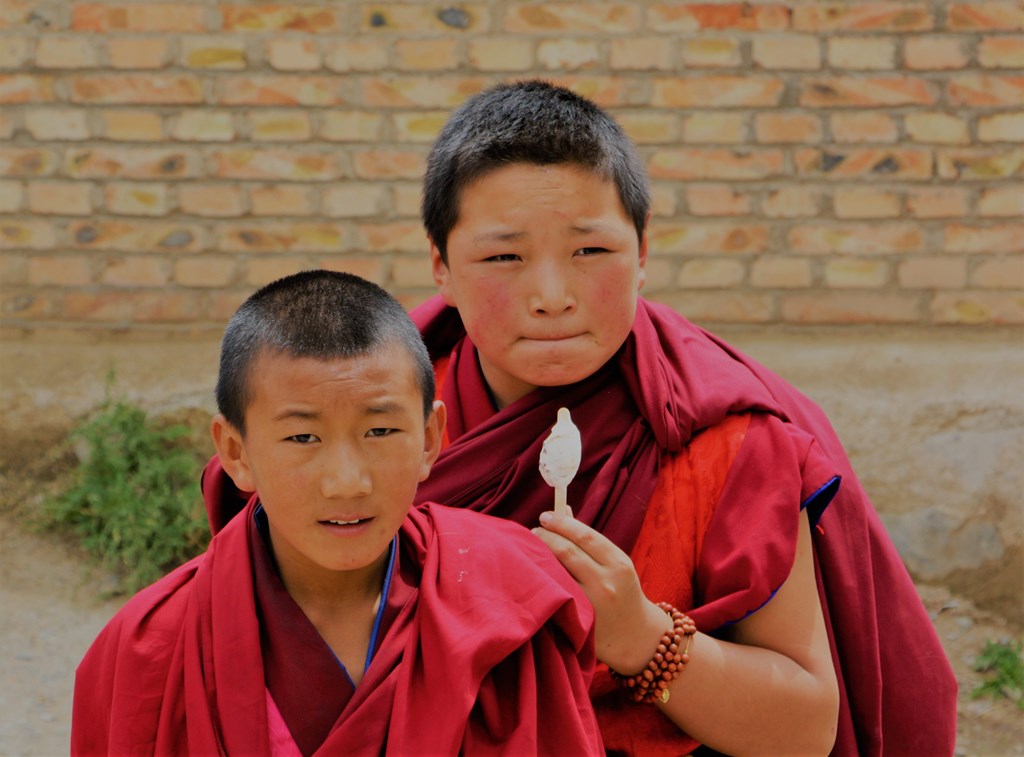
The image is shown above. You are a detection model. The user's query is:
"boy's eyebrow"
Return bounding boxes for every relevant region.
[473,230,526,244]
[272,408,320,422]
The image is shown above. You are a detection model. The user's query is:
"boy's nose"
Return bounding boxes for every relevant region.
[320,446,372,499]
[529,265,576,315]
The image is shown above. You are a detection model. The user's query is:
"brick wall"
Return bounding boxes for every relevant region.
[1,1,1022,335]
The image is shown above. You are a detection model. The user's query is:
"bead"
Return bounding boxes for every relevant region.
[609,602,698,705]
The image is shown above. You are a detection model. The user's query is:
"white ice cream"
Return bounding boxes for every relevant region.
[539,407,582,488]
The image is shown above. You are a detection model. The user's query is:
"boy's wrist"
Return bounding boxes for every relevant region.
[607,599,676,676]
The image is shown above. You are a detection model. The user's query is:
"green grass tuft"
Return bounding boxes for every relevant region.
[972,639,1024,710]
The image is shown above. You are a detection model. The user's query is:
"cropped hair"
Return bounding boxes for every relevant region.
[216,269,435,434]
[422,79,651,262]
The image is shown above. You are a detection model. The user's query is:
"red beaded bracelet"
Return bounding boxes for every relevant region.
[609,602,697,704]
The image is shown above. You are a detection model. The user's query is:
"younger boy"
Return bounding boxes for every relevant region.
[72,270,602,756]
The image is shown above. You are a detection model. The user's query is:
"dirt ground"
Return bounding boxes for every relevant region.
[0,447,1021,756]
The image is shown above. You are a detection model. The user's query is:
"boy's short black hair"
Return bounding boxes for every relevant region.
[216,269,435,434]
[422,79,651,262]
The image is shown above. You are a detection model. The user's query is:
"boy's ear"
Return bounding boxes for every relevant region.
[419,400,447,482]
[637,210,651,291]
[428,239,457,307]
[210,413,256,494]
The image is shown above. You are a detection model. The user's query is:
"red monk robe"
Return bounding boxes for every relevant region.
[201,296,957,756]
[72,500,602,756]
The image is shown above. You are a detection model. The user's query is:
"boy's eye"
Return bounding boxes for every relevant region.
[576,247,609,256]
[484,253,520,262]
[366,427,397,438]
[286,433,320,444]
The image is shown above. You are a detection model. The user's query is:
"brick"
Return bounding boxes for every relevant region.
[63,291,205,323]
[540,76,631,107]
[904,36,969,70]
[209,149,344,181]
[788,223,924,254]
[100,110,163,142]
[219,75,344,106]
[682,113,747,143]
[647,4,790,31]
[221,5,341,33]
[68,220,204,252]
[250,185,316,216]
[830,112,898,143]
[947,74,1024,107]
[391,256,436,288]
[780,292,920,323]
[652,76,784,107]
[943,224,1024,253]
[24,109,90,140]
[0,180,22,212]
[897,257,968,288]
[217,223,347,253]
[0,114,12,140]
[249,111,313,141]
[833,187,901,218]
[66,148,196,179]
[72,4,207,32]
[656,291,774,324]
[647,223,769,254]
[101,257,172,287]
[800,76,938,107]
[751,36,821,69]
[792,3,933,31]
[754,113,822,143]
[352,150,425,180]
[537,39,601,70]
[795,148,932,180]
[35,35,99,68]
[610,37,674,70]
[172,111,235,142]
[70,74,203,104]
[360,76,489,108]
[181,36,247,70]
[0,2,39,30]
[0,74,56,103]
[978,114,1024,142]
[27,181,93,215]
[361,4,490,33]
[677,259,746,288]
[931,292,1024,324]
[763,187,825,218]
[906,187,970,218]
[827,37,897,69]
[325,41,389,72]
[105,183,171,216]
[28,256,94,286]
[396,39,461,71]
[174,257,237,287]
[947,3,1024,31]
[972,258,1024,288]
[207,291,252,322]
[750,257,813,287]
[649,148,784,180]
[617,112,678,144]
[323,185,388,217]
[315,256,389,284]
[244,257,310,286]
[978,186,1024,217]
[2,290,54,320]
[0,220,56,249]
[937,148,1024,180]
[979,36,1024,68]
[468,38,534,71]
[503,4,640,33]
[685,185,752,216]
[267,38,321,71]
[393,112,448,143]
[107,37,171,69]
[639,258,675,293]
[391,183,423,217]
[0,148,56,177]
[0,36,30,68]
[681,38,743,68]
[320,111,385,142]
[905,112,970,144]
[649,185,678,216]
[354,222,428,253]
[824,258,890,287]
[179,185,245,217]
[0,253,27,284]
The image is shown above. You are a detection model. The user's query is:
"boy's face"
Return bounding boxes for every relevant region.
[431,163,648,408]
[211,342,444,586]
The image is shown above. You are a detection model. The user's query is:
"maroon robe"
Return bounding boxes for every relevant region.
[72,500,602,756]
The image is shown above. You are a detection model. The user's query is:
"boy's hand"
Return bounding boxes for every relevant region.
[533,511,673,674]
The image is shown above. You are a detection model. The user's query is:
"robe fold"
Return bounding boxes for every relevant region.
[72,500,603,756]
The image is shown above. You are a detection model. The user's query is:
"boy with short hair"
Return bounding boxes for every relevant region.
[72,270,602,756]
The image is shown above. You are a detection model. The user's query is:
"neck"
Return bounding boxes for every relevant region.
[274,542,390,617]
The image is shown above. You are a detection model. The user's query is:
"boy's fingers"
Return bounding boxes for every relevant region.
[537,511,617,565]
[531,527,605,587]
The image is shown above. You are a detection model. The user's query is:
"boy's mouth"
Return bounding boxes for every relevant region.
[321,518,370,526]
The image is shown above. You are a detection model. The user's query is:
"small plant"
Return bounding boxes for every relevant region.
[43,393,209,593]
[972,639,1024,710]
